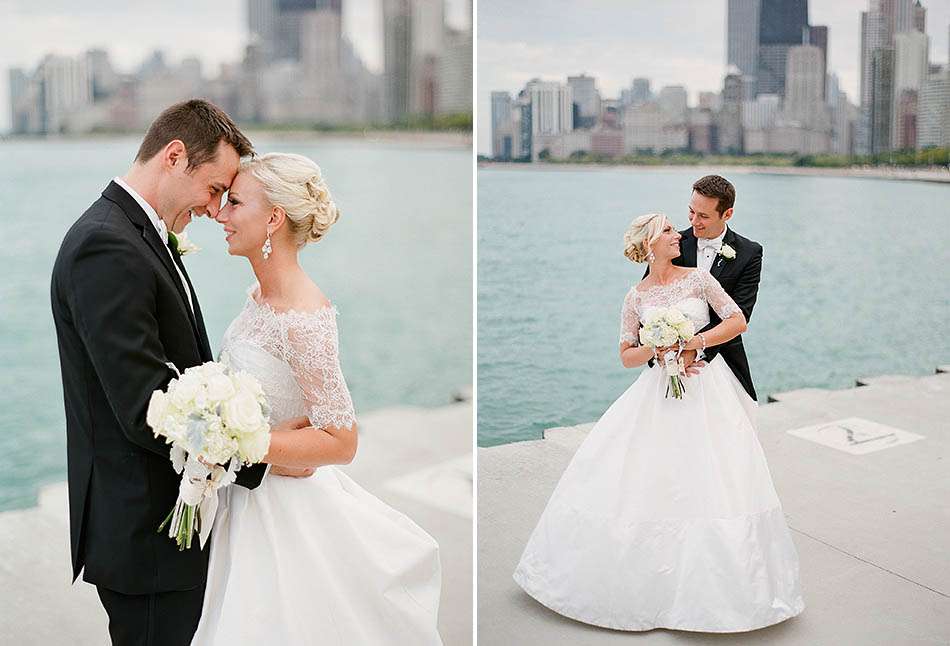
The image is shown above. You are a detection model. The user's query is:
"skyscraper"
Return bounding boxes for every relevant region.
[784,45,826,129]
[384,0,412,122]
[917,66,950,148]
[727,0,760,81]
[526,80,573,138]
[248,0,277,59]
[718,69,744,153]
[893,30,929,149]
[805,25,828,99]
[491,91,513,159]
[870,47,896,154]
[757,0,808,96]
[567,74,600,129]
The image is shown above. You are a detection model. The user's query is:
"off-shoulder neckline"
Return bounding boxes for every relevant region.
[245,283,336,317]
[634,268,705,295]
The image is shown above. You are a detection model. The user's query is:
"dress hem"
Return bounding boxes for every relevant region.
[512,569,805,634]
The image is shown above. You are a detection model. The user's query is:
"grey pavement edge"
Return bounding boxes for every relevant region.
[0,400,473,646]
[478,370,950,646]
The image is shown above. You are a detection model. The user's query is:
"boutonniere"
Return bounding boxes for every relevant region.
[718,243,736,260]
[168,231,201,256]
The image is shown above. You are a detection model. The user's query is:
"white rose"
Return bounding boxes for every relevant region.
[232,372,265,399]
[146,390,169,434]
[675,319,695,339]
[206,374,236,402]
[222,391,266,433]
[170,373,201,409]
[664,308,687,325]
[658,327,678,347]
[237,427,271,464]
[202,427,239,464]
[719,243,736,259]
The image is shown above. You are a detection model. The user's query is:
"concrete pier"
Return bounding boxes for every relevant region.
[0,400,473,645]
[478,369,950,645]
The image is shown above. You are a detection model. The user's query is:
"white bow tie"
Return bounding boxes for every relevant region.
[697,239,720,252]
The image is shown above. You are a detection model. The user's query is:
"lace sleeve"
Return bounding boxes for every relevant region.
[619,289,640,345]
[282,308,357,431]
[699,270,743,321]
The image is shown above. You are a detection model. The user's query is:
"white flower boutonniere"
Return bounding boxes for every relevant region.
[718,243,736,260]
[169,231,201,256]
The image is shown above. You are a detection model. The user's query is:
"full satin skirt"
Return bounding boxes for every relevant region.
[513,356,804,632]
[192,465,443,645]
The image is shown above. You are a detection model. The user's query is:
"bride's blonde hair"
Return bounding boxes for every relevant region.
[623,213,667,263]
[241,153,340,247]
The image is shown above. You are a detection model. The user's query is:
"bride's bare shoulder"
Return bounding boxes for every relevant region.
[288,276,331,312]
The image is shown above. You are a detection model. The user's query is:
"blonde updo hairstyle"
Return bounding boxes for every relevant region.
[241,152,340,247]
[623,212,668,263]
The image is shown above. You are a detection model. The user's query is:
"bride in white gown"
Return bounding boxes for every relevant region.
[513,213,803,633]
[192,153,442,645]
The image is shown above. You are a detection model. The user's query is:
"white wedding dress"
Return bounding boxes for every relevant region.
[192,286,442,645]
[513,269,804,633]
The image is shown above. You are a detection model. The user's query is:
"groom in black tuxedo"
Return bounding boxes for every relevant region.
[676,175,762,400]
[50,100,302,645]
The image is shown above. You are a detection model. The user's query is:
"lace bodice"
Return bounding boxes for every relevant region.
[220,285,357,431]
[619,269,743,345]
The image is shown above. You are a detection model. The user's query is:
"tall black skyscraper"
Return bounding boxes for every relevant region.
[757,0,809,96]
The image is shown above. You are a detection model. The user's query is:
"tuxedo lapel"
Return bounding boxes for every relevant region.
[168,248,213,361]
[679,228,697,268]
[102,182,204,347]
[710,228,737,280]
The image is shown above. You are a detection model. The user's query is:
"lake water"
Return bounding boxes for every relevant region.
[477,165,949,446]
[0,136,472,510]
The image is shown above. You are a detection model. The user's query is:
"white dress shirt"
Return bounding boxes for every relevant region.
[113,177,194,312]
[696,226,728,273]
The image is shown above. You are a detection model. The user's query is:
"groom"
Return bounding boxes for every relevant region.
[50,100,306,645]
[675,174,762,400]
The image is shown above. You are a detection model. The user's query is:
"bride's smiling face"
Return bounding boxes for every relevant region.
[215,171,271,258]
[649,220,682,261]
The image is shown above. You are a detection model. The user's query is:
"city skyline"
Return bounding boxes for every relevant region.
[1,0,470,133]
[477,0,950,153]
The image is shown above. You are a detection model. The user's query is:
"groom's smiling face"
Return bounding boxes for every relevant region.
[163,139,241,232]
[688,191,732,240]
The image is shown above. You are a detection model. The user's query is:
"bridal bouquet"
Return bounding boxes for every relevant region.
[639,308,695,399]
[146,357,271,550]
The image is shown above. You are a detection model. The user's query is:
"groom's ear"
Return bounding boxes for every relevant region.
[721,207,734,222]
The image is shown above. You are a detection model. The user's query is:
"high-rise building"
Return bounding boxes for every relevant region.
[85,49,119,101]
[567,74,600,129]
[912,0,926,32]
[526,80,573,139]
[784,45,826,129]
[621,77,651,106]
[718,70,744,153]
[858,0,916,153]
[248,0,277,59]
[274,0,342,61]
[893,30,929,149]
[384,0,412,122]
[657,85,688,124]
[491,91,513,159]
[805,25,828,99]
[410,0,444,116]
[757,0,808,96]
[728,0,760,81]
[437,26,472,115]
[870,47,896,154]
[917,66,950,149]
[35,54,93,133]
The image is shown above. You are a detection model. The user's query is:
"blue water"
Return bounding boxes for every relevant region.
[0,136,472,510]
[477,165,950,446]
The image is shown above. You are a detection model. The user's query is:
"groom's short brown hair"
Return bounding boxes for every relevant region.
[692,175,735,215]
[135,99,254,170]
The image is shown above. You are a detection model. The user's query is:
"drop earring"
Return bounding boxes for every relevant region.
[262,232,272,260]
[647,251,655,263]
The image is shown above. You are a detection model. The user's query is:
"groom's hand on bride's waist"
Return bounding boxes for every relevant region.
[681,350,706,377]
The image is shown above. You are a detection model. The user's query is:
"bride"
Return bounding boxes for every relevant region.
[191,153,442,645]
[512,212,803,633]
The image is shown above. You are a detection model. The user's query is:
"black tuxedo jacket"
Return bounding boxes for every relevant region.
[50,181,266,595]
[645,227,762,401]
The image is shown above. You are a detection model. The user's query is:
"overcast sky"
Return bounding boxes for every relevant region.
[0,0,470,133]
[477,0,950,153]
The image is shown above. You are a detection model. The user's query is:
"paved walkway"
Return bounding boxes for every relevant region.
[0,400,473,645]
[478,369,950,645]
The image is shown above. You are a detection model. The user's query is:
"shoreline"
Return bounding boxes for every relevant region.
[478,160,950,184]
